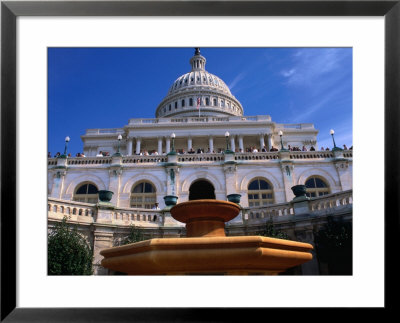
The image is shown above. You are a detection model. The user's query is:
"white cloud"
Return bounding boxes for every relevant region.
[281,69,296,78]
[228,72,246,91]
[282,48,350,86]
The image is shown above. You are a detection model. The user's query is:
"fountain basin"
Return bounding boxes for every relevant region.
[170,199,240,237]
[100,199,313,275]
[100,235,313,275]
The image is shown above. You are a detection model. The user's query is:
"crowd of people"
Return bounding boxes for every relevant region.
[48,144,352,158]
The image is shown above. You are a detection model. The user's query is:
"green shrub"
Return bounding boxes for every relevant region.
[48,216,93,275]
[118,225,145,246]
[259,221,289,240]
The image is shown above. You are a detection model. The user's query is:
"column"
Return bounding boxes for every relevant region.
[187,137,192,151]
[50,169,67,199]
[280,160,295,201]
[238,135,244,152]
[108,163,122,206]
[166,138,171,154]
[267,134,274,151]
[259,134,265,151]
[209,136,214,153]
[127,138,133,156]
[158,137,163,155]
[230,137,236,152]
[135,138,141,155]
[334,160,351,190]
[93,226,114,275]
[50,158,68,199]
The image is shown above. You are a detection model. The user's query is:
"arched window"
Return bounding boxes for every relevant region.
[189,179,215,200]
[205,97,210,106]
[247,178,274,207]
[305,176,330,197]
[73,182,98,203]
[130,181,156,209]
[181,99,185,107]
[189,98,193,106]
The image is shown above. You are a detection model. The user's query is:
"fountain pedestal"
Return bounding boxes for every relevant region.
[100,199,313,275]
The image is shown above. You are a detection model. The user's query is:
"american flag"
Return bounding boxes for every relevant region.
[197,97,201,109]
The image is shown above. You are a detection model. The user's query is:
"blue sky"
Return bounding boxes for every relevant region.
[48,47,352,155]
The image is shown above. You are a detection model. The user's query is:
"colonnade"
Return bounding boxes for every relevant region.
[125,133,275,155]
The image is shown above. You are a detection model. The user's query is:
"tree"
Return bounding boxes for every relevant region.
[314,216,352,275]
[48,216,93,275]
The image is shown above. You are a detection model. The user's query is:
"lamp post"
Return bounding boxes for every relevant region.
[171,133,176,153]
[330,129,337,149]
[278,131,289,152]
[278,131,284,151]
[330,129,342,151]
[224,131,234,154]
[117,134,122,154]
[60,136,70,158]
[113,134,123,156]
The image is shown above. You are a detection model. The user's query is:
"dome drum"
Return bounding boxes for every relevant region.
[156,91,243,118]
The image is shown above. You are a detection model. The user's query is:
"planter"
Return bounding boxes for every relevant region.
[98,190,114,202]
[291,185,307,198]
[227,194,241,204]
[164,195,178,206]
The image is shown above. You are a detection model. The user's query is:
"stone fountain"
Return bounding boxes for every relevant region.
[100,199,313,275]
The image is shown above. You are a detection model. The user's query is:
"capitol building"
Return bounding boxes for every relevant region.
[48,49,353,275]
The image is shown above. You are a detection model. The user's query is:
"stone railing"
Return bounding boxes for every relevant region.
[289,151,335,159]
[241,190,353,224]
[48,150,351,167]
[309,190,353,212]
[343,151,353,158]
[122,156,167,164]
[128,115,274,125]
[48,197,164,226]
[67,157,112,165]
[85,128,124,135]
[177,153,225,162]
[112,207,163,226]
[235,152,280,161]
[242,202,294,222]
[48,198,96,222]
[48,159,58,166]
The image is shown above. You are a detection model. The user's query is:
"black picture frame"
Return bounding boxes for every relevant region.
[1,1,398,321]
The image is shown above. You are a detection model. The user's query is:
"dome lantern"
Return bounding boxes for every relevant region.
[190,48,206,71]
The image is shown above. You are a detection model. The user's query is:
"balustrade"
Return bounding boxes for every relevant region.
[242,202,294,221]
[112,207,163,225]
[122,156,167,164]
[67,157,112,165]
[309,190,353,212]
[48,198,96,221]
[177,153,224,162]
[289,151,335,159]
[235,152,279,161]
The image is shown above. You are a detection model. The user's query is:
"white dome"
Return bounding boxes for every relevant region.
[156,49,243,118]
